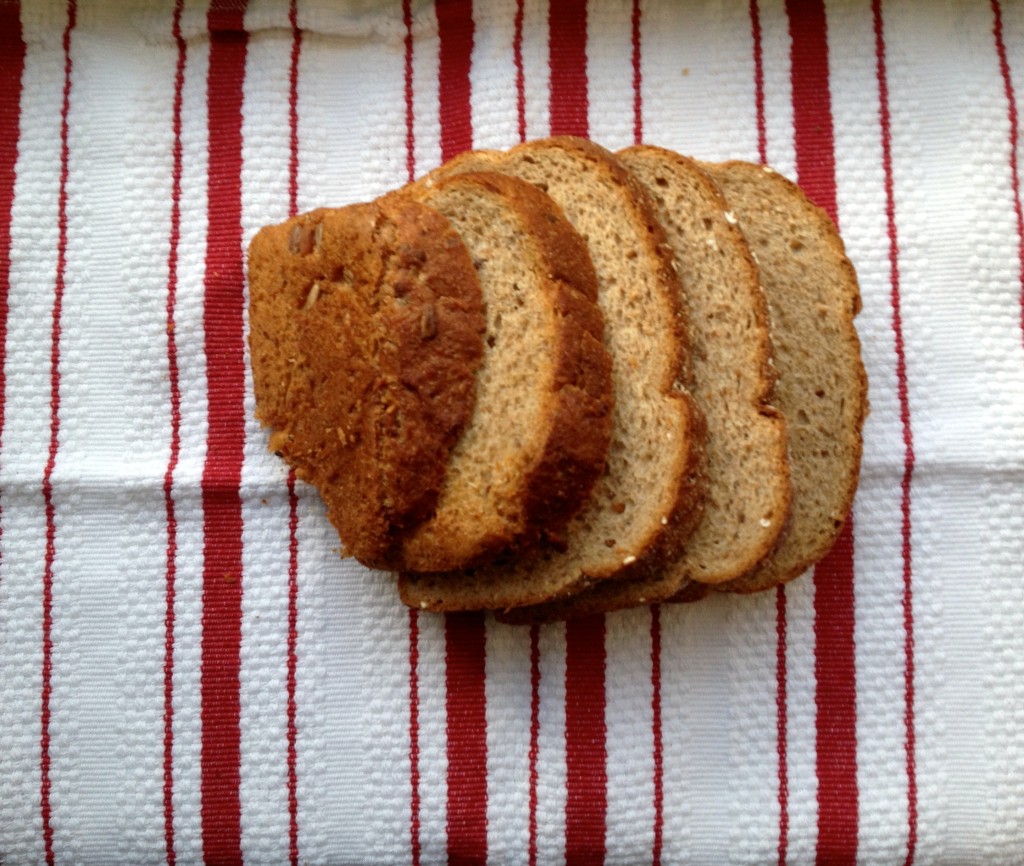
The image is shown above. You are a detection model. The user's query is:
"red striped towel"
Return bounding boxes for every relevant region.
[1,0,1023,864]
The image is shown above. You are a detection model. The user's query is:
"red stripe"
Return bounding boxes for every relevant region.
[512,21,537,860]
[409,610,422,866]
[787,0,838,217]
[548,0,588,138]
[288,0,301,217]
[41,4,76,863]
[436,0,474,161]
[810,524,858,866]
[528,624,541,866]
[650,607,663,866]
[991,0,1024,353]
[445,611,488,866]
[750,0,767,163]
[0,0,25,491]
[564,615,607,866]
[872,3,917,862]
[631,0,642,144]
[404,5,422,863]
[404,0,415,183]
[162,2,186,863]
[514,0,526,143]
[749,3,788,860]
[285,4,303,865]
[285,471,299,866]
[200,5,248,865]
[632,18,664,863]
[0,39,22,841]
[435,4,488,861]
[775,587,789,866]
[549,6,606,862]
[632,17,661,865]
[785,2,859,864]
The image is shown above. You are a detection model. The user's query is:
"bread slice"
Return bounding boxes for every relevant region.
[394,171,613,571]
[498,147,792,621]
[704,161,868,593]
[399,137,707,611]
[247,199,486,569]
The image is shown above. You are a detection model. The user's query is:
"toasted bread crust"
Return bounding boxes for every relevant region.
[250,140,865,619]
[247,199,485,569]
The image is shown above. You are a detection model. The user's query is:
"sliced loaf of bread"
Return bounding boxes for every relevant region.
[394,171,614,572]
[499,147,792,621]
[703,161,868,593]
[247,199,486,569]
[399,137,707,611]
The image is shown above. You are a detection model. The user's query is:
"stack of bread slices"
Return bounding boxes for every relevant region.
[247,137,868,621]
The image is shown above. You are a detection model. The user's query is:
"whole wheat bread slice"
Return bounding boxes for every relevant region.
[394,171,613,571]
[499,146,792,621]
[704,161,868,593]
[247,199,486,570]
[399,137,707,611]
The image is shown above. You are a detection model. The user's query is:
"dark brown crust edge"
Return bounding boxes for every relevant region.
[470,172,615,547]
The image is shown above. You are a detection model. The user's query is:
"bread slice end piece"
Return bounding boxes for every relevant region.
[702,160,868,594]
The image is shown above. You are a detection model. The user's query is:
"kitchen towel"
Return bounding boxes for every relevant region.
[1,0,1023,864]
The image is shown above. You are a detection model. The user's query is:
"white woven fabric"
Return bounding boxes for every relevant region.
[1,0,1023,864]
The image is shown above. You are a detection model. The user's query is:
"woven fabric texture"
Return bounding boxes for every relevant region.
[1,0,1023,864]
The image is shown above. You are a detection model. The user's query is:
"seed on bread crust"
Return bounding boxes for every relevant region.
[288,220,320,256]
[301,281,321,311]
[419,304,438,339]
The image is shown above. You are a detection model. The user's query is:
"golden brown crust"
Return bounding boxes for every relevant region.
[399,539,595,614]
[495,424,709,618]
[495,573,711,625]
[247,200,485,569]
[250,140,867,620]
